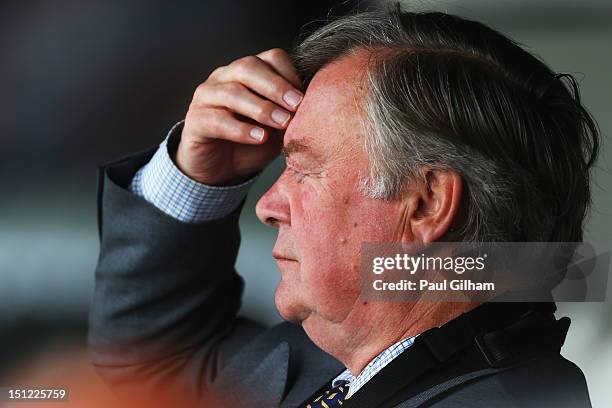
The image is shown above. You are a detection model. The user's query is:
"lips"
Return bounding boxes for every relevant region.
[272,246,297,262]
[272,252,296,261]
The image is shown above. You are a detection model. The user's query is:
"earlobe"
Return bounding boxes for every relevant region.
[409,169,463,243]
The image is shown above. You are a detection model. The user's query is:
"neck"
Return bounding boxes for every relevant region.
[338,301,479,375]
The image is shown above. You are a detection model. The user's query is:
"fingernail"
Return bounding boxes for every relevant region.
[271,109,291,126]
[283,90,303,108]
[250,127,265,141]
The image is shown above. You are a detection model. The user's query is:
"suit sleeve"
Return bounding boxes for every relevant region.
[87,147,265,403]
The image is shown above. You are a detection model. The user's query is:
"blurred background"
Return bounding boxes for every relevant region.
[0,0,610,406]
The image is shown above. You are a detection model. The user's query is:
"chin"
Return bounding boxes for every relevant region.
[274,285,310,323]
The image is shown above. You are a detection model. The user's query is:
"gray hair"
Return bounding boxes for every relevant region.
[292,7,599,242]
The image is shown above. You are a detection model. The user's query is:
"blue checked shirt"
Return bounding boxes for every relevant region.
[130,121,258,222]
[129,121,418,398]
[332,336,416,399]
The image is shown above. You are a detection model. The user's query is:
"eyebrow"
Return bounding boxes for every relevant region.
[281,139,322,163]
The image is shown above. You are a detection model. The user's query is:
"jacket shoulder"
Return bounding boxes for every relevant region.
[429,354,591,407]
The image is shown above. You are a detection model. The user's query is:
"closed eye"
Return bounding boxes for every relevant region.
[286,165,307,183]
[285,160,326,182]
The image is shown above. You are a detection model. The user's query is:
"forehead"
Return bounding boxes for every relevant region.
[283,51,370,153]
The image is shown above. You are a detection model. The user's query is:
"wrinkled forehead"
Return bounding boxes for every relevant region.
[282,51,370,151]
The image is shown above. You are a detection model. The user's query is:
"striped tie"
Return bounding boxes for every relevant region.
[305,382,349,408]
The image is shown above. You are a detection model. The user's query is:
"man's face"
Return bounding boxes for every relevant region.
[256,52,410,348]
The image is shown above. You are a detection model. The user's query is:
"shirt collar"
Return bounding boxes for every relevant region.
[331,336,417,399]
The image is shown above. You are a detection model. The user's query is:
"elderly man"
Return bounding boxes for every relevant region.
[89,8,598,408]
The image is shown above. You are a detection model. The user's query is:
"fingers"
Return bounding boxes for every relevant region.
[186,107,269,144]
[214,54,304,112]
[257,48,302,89]
[197,82,293,130]
[186,48,303,148]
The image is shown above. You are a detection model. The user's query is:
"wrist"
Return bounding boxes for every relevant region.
[173,142,241,186]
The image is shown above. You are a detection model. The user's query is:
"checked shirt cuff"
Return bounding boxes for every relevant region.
[129,121,258,223]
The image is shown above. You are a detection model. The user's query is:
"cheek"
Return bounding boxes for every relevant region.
[288,185,338,248]
[285,181,399,320]
[302,260,361,322]
[290,197,361,318]
[352,201,401,241]
[300,222,367,318]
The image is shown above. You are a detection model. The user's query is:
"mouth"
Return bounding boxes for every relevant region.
[272,252,297,262]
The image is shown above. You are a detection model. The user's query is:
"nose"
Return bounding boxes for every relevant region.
[256,175,290,227]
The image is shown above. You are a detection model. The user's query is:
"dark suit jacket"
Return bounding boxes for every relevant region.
[89,147,592,407]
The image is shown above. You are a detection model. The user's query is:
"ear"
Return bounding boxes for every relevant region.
[406,169,463,243]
